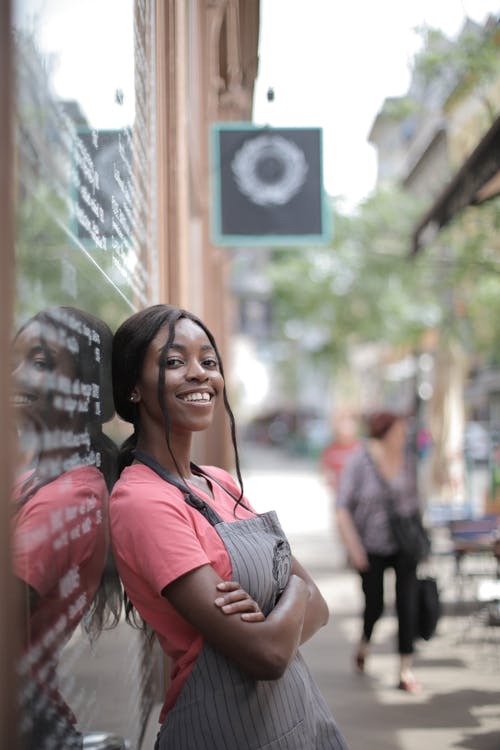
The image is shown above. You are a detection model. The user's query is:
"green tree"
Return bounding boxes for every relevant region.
[414,19,500,122]
[266,186,500,414]
[267,188,430,376]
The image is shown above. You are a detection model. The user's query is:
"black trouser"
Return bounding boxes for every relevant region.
[360,552,418,655]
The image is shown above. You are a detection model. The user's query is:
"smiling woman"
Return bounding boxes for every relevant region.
[109,303,350,750]
[130,316,223,451]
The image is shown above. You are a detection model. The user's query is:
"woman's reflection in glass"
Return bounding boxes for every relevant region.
[11,306,121,750]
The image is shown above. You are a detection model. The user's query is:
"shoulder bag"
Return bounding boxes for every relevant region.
[388,506,431,565]
[366,448,431,565]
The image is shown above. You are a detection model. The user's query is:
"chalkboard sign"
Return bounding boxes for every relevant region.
[211,124,331,246]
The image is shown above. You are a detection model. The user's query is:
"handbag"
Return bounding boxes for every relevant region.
[417,576,440,640]
[364,448,431,565]
[388,509,431,566]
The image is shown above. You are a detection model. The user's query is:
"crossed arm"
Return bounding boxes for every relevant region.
[163,556,329,681]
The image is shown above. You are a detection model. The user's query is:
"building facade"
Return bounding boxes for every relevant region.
[0,1,260,746]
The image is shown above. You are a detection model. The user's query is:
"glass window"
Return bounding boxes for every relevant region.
[11,1,159,747]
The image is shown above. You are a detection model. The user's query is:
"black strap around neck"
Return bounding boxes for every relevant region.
[134,449,223,527]
[191,462,253,513]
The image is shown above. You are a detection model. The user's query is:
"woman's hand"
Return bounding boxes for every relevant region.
[165,566,309,679]
[214,580,265,622]
[350,548,369,572]
[336,506,369,572]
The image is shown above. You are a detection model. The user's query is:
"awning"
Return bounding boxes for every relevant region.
[411,114,500,254]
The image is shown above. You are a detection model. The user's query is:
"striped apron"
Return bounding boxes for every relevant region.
[155,503,349,749]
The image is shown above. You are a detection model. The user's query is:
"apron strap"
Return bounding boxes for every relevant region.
[190,463,254,514]
[134,450,224,526]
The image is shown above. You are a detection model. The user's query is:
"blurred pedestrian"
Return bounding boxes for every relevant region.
[335,410,422,693]
[109,304,350,749]
[320,409,360,497]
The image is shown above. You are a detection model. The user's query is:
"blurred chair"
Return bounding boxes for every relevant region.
[449,515,500,599]
[451,517,500,665]
[457,575,500,668]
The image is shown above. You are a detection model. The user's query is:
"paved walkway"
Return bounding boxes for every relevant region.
[140,443,500,750]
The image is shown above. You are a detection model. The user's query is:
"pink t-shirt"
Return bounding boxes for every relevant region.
[12,465,108,719]
[109,463,256,720]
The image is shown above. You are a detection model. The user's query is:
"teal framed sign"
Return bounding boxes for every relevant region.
[210,124,332,247]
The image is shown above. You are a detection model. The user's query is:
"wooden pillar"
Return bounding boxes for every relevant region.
[154,0,260,469]
[197,0,259,469]
[156,0,191,305]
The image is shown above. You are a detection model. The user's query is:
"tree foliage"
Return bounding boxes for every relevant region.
[414,18,500,120]
[266,188,500,384]
[415,19,500,87]
[268,188,426,366]
[433,197,500,362]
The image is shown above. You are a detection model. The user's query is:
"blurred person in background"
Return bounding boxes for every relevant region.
[335,410,421,693]
[320,408,360,497]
